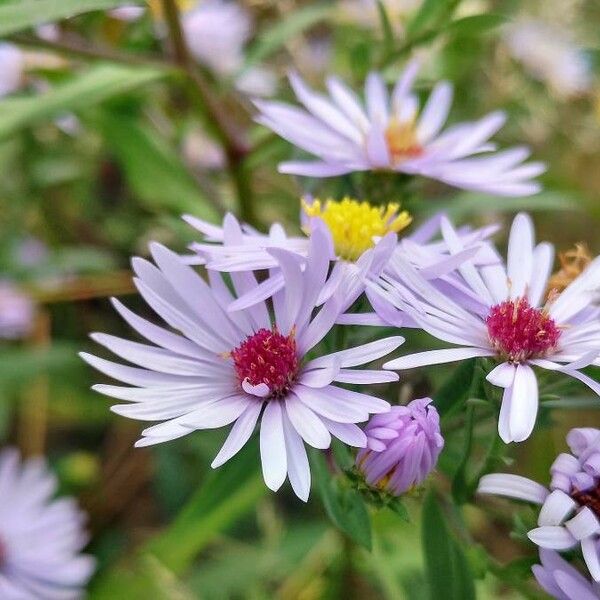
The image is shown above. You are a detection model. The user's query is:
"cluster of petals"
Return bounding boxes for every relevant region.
[478,428,600,582]
[0,449,95,599]
[356,398,443,496]
[533,549,600,600]
[83,220,403,501]
[254,61,545,196]
[370,212,600,444]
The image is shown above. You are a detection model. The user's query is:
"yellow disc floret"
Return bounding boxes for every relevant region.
[302,197,412,262]
[385,119,423,164]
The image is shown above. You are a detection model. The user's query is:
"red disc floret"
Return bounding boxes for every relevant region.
[231,328,299,397]
[486,297,561,362]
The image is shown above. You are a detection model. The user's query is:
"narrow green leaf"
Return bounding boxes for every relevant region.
[312,450,372,550]
[241,4,333,72]
[98,112,219,220]
[0,0,136,36]
[405,0,461,38]
[376,1,395,54]
[422,492,476,600]
[446,14,509,36]
[0,65,165,139]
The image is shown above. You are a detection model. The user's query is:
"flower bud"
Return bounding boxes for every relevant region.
[356,398,444,496]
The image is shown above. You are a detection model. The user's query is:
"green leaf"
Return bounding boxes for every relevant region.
[405,0,461,38]
[312,450,372,550]
[98,112,219,220]
[0,0,137,36]
[446,14,509,36]
[376,1,395,54]
[0,65,165,140]
[241,4,333,72]
[435,358,476,417]
[422,492,476,600]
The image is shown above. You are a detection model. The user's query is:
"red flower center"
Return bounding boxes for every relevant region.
[486,297,560,362]
[572,484,600,518]
[231,328,299,397]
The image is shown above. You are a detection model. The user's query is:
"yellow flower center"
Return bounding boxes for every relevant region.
[384,119,423,164]
[148,0,195,19]
[302,197,412,262]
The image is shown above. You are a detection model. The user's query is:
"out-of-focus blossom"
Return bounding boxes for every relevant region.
[479,428,600,582]
[182,127,225,170]
[255,61,545,195]
[0,43,24,98]
[82,223,402,501]
[35,23,61,42]
[109,6,146,21]
[504,19,592,98]
[0,281,35,340]
[182,0,276,97]
[533,549,600,600]
[356,398,443,496]
[0,448,95,597]
[292,35,332,79]
[14,237,49,268]
[374,213,600,444]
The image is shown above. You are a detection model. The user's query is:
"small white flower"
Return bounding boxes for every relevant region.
[0,43,24,98]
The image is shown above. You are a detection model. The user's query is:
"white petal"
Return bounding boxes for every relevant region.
[508,364,539,443]
[538,490,577,526]
[581,536,600,582]
[565,507,600,541]
[486,362,516,388]
[285,394,331,449]
[477,473,548,503]
[260,401,287,491]
[281,410,311,502]
[507,213,534,299]
[384,347,493,370]
[211,402,262,468]
[528,526,577,550]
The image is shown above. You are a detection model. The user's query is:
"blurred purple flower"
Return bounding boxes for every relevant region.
[0,281,35,340]
[0,43,24,98]
[254,60,545,195]
[478,428,600,582]
[374,213,600,444]
[356,398,443,496]
[0,448,95,597]
[82,222,403,501]
[533,549,600,600]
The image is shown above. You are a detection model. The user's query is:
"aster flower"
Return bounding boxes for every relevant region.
[0,281,35,340]
[81,223,402,501]
[504,19,592,98]
[108,5,146,21]
[356,398,443,496]
[0,448,95,598]
[254,61,545,195]
[0,43,24,98]
[533,549,600,600]
[372,212,600,443]
[478,428,600,582]
[184,202,495,322]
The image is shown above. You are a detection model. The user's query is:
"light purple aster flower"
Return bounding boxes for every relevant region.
[254,60,545,196]
[0,281,35,340]
[478,428,600,582]
[0,448,95,598]
[184,209,498,326]
[533,549,600,600]
[81,223,403,501]
[356,397,443,495]
[372,213,600,444]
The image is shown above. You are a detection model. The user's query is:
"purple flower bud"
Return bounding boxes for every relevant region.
[0,281,34,339]
[356,398,444,496]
